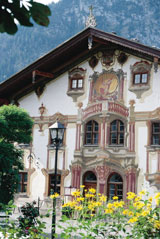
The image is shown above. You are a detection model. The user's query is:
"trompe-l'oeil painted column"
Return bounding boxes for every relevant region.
[129,100,135,152]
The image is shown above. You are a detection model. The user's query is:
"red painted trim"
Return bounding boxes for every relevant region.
[75,124,78,150]
[103,120,105,148]
[78,124,81,150]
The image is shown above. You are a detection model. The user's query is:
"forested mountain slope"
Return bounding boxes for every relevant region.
[0,0,160,82]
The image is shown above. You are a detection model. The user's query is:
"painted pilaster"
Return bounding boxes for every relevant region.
[96,165,109,194]
[125,168,137,193]
[129,100,135,152]
[71,165,82,189]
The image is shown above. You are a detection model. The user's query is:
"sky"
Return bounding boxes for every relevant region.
[35,0,60,4]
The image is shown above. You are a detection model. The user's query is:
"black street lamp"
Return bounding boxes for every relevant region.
[49,121,65,239]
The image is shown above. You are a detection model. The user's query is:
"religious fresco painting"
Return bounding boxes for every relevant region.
[93,72,118,101]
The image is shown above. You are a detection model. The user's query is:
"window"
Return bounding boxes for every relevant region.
[107,173,123,200]
[85,120,99,145]
[129,61,152,98]
[83,171,97,192]
[110,120,124,145]
[133,72,148,85]
[71,78,83,89]
[48,174,61,195]
[17,172,28,193]
[152,122,160,145]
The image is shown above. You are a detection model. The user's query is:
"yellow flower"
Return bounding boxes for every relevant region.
[155,192,160,199]
[105,208,113,214]
[80,185,85,188]
[71,190,81,197]
[50,193,59,199]
[113,196,118,200]
[107,203,113,209]
[113,201,120,208]
[148,196,153,203]
[76,197,84,202]
[99,195,107,202]
[128,211,134,217]
[133,201,145,210]
[123,209,129,215]
[127,192,136,200]
[89,188,96,194]
[85,193,95,198]
[154,220,160,229]
[128,217,138,223]
[75,205,83,210]
[141,210,150,217]
[134,196,142,202]
[139,190,146,196]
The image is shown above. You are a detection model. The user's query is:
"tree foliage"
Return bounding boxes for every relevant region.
[0,0,51,35]
[0,105,33,204]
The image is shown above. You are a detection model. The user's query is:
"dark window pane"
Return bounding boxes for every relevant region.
[153,135,160,145]
[117,184,123,189]
[111,121,117,131]
[153,123,160,133]
[119,133,124,144]
[85,172,97,182]
[85,121,99,145]
[93,133,98,144]
[109,174,123,183]
[24,174,28,182]
[111,133,117,144]
[119,122,124,131]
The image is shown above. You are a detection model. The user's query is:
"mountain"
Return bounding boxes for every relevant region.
[0,0,160,82]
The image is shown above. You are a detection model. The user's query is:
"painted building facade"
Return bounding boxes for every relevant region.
[1,26,160,202]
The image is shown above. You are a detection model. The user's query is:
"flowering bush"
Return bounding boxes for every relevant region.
[56,186,160,239]
[0,201,48,239]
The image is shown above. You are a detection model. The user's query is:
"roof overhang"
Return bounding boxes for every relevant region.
[1,27,160,104]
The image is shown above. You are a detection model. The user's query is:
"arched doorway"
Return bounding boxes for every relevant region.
[83,171,97,191]
[107,173,123,200]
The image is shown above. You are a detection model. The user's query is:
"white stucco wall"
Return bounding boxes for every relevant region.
[17,52,160,199]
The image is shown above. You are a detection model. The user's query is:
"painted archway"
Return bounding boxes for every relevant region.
[83,171,97,191]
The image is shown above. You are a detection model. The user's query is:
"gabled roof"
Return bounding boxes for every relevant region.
[0,27,160,104]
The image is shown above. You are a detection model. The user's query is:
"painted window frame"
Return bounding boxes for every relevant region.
[17,172,28,193]
[151,122,160,146]
[133,72,148,85]
[107,173,123,200]
[85,120,99,145]
[48,174,61,196]
[110,120,124,145]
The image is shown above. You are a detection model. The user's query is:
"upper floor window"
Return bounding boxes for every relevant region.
[85,120,99,145]
[110,120,124,145]
[133,72,148,85]
[69,67,86,90]
[152,122,160,145]
[71,77,83,89]
[17,172,28,193]
[129,61,152,98]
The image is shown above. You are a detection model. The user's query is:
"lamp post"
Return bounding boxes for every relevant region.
[49,121,65,239]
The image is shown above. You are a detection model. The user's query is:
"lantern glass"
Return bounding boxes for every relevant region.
[49,122,65,146]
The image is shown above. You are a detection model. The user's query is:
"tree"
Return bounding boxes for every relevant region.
[0,0,51,35]
[0,105,33,204]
